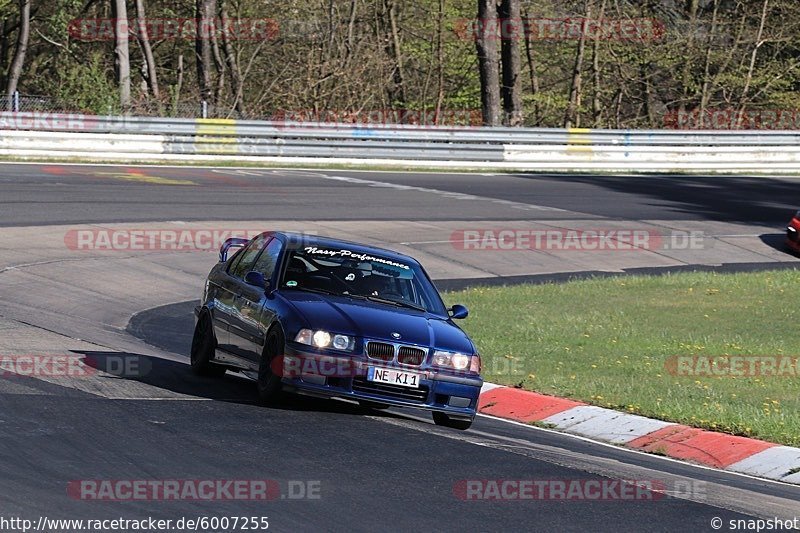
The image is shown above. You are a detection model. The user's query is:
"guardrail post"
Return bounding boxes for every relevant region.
[201,101,208,119]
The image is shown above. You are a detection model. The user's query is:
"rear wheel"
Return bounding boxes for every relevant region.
[190,313,227,378]
[432,411,473,430]
[258,328,284,403]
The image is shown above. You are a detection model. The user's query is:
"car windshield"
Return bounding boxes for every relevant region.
[279,245,446,314]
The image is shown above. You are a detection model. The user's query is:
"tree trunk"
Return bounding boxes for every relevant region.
[613,88,623,128]
[134,0,159,100]
[345,0,358,63]
[591,0,606,127]
[699,0,721,127]
[173,53,184,116]
[679,0,700,113]
[640,62,655,127]
[565,1,589,128]
[736,0,769,128]
[112,0,131,110]
[220,0,245,115]
[211,24,226,107]
[195,0,216,105]
[5,0,30,106]
[476,0,501,126]
[1,18,11,90]
[522,4,540,124]
[434,0,445,124]
[499,0,522,126]
[384,0,406,108]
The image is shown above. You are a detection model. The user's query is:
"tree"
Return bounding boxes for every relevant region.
[476,0,500,126]
[382,0,407,110]
[220,0,245,115]
[590,0,606,127]
[5,0,30,107]
[112,0,131,109]
[196,0,216,106]
[134,0,159,100]
[499,0,522,126]
[736,0,770,127]
[565,0,590,128]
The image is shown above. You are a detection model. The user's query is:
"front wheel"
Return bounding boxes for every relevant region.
[432,412,473,430]
[190,314,227,378]
[258,328,284,403]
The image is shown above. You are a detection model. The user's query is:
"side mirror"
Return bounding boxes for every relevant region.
[219,237,250,262]
[449,304,469,320]
[245,271,267,289]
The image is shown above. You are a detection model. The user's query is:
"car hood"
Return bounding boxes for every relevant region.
[279,291,474,353]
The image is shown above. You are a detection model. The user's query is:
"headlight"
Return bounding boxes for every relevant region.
[433,350,476,372]
[312,330,331,348]
[294,329,354,351]
[295,329,313,345]
[332,335,351,350]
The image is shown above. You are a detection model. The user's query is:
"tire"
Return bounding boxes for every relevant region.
[258,327,284,403]
[190,313,227,378]
[358,400,390,410]
[432,411,473,430]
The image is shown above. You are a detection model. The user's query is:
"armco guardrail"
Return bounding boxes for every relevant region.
[1,112,800,172]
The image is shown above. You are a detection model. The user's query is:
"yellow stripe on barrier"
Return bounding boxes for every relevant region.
[566,128,593,154]
[196,118,239,154]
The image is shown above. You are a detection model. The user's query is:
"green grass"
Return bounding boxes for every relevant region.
[445,270,800,446]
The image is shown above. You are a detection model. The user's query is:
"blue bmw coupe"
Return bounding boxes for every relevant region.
[191,232,483,430]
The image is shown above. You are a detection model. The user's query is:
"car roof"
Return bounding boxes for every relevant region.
[276,231,420,266]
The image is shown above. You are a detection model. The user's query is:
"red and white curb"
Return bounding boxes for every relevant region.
[479,383,800,485]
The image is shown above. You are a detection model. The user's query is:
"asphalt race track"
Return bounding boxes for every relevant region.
[0,164,798,226]
[1,163,799,532]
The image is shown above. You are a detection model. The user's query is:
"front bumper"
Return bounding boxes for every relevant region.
[280,345,482,419]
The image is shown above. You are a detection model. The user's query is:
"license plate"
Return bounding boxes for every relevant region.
[367,367,420,389]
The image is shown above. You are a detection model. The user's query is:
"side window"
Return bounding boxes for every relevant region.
[229,234,269,279]
[252,238,283,281]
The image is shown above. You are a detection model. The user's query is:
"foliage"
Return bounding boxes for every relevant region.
[0,0,799,127]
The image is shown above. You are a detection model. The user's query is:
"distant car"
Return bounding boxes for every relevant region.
[787,211,800,253]
[191,232,482,430]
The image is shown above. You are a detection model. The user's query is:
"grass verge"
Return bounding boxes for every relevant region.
[445,270,800,446]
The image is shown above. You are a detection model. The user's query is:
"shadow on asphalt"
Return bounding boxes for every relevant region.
[120,300,430,421]
[71,349,398,418]
[517,174,799,224]
[759,232,795,254]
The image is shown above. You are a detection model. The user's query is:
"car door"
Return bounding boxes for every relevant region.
[229,237,284,365]
[213,233,270,356]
